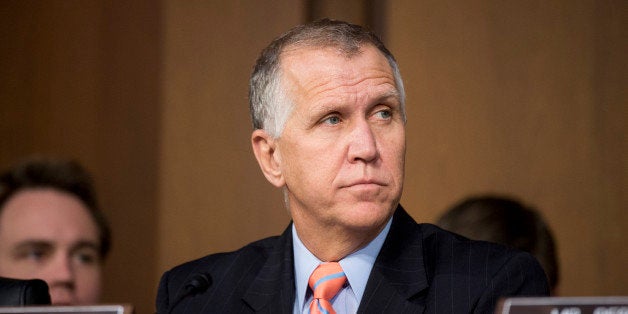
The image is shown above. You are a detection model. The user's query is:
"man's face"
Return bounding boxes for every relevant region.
[276,44,405,234]
[0,189,102,305]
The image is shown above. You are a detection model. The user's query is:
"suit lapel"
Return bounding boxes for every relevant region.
[242,224,296,313]
[240,207,429,313]
[358,206,429,313]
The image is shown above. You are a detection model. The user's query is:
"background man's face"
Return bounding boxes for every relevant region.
[277,44,406,234]
[0,189,102,305]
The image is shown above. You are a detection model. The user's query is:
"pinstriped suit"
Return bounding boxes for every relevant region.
[156,206,549,313]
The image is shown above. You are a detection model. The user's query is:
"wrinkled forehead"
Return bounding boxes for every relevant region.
[282,43,387,78]
[278,41,379,70]
[281,37,365,57]
[278,44,396,95]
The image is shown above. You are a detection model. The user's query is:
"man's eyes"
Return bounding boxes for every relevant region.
[374,109,392,119]
[18,248,49,261]
[20,249,50,261]
[317,106,394,126]
[322,115,342,125]
[72,248,100,265]
[13,245,101,266]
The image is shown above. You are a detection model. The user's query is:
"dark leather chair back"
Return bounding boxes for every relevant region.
[0,277,51,306]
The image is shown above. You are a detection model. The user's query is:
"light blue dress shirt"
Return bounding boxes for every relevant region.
[292,218,392,314]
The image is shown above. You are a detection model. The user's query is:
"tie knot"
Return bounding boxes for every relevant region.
[308,262,347,300]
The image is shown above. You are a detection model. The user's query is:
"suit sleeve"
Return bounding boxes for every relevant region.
[474,251,550,313]
[156,270,172,314]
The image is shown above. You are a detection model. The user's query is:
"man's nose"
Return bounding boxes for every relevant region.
[347,119,379,163]
[48,254,75,284]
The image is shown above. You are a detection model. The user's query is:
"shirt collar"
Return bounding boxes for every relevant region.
[292,218,392,312]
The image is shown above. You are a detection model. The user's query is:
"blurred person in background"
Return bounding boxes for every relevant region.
[437,194,559,294]
[0,157,111,305]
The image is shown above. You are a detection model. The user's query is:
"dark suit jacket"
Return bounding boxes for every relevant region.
[156,206,549,313]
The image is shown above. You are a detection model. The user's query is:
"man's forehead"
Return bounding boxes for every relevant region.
[281,46,395,92]
[281,42,365,57]
[279,43,381,66]
[280,46,392,83]
[0,190,100,243]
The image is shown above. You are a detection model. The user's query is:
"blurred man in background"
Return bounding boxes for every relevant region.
[437,194,559,294]
[0,157,111,305]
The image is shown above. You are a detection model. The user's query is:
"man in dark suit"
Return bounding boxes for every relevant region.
[156,19,549,313]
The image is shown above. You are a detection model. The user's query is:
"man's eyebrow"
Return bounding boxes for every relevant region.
[377,89,401,102]
[13,240,53,249]
[11,240,54,254]
[70,240,100,252]
[312,89,401,110]
[304,87,402,120]
[12,240,101,254]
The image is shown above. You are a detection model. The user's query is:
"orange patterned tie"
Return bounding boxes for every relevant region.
[308,262,347,314]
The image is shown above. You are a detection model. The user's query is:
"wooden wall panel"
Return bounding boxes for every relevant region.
[0,1,161,313]
[97,2,161,313]
[388,0,627,295]
[0,1,101,164]
[1,1,625,312]
[157,0,303,274]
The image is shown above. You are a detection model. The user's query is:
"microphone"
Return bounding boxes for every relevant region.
[167,273,212,314]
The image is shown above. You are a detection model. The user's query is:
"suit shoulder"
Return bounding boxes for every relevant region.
[162,235,280,287]
[156,235,286,313]
[418,223,549,296]
[419,223,535,268]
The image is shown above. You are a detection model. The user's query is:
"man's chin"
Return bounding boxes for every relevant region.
[51,300,73,306]
[50,291,74,306]
[339,203,394,229]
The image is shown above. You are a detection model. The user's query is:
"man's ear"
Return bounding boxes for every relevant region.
[251,129,285,188]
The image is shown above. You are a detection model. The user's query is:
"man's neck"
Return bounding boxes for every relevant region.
[292,218,390,262]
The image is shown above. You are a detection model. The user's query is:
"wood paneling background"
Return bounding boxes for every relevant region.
[388,0,627,295]
[1,1,625,312]
[1,1,161,313]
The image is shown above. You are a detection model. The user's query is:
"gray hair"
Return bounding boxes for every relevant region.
[249,18,406,138]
